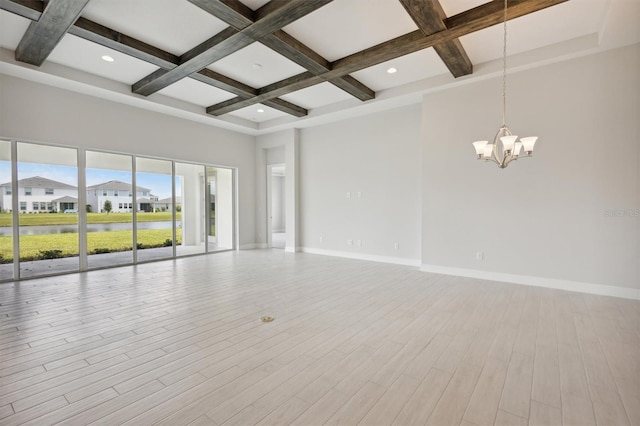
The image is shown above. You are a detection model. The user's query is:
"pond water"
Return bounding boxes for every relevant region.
[0,221,180,236]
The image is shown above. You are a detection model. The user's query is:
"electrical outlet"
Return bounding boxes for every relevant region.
[346,191,351,198]
[347,239,353,246]
[356,239,362,247]
[476,251,484,260]
[393,242,399,250]
[319,236,324,243]
[357,191,362,198]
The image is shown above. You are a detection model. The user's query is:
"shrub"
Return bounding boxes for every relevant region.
[86,204,92,213]
[136,242,145,249]
[163,239,173,247]
[175,205,181,212]
[37,249,63,260]
[94,248,111,254]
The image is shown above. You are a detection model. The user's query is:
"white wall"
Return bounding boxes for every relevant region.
[0,75,256,247]
[421,43,640,293]
[299,105,422,264]
[266,147,285,165]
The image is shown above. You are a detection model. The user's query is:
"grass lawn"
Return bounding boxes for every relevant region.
[0,229,182,263]
[0,212,181,227]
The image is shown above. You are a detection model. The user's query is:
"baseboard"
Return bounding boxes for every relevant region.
[301,247,421,267]
[420,264,640,300]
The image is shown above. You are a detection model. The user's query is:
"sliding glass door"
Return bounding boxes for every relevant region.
[86,151,134,268]
[0,140,13,280]
[17,143,79,278]
[136,157,175,262]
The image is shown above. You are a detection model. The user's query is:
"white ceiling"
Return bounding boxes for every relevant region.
[1,0,638,135]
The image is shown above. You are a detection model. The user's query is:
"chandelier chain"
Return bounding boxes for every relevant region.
[502,0,507,126]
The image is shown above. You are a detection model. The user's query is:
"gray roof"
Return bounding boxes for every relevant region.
[137,198,152,203]
[87,180,150,192]
[155,196,181,204]
[0,176,76,189]
[52,196,78,203]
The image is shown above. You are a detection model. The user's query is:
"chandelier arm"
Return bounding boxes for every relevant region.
[503,155,516,167]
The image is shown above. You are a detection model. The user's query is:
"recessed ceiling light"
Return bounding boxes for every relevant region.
[387,67,397,74]
[101,55,114,62]
[257,108,265,113]
[252,63,262,70]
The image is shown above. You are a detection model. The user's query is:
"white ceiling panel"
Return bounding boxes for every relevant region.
[207,42,306,88]
[157,78,236,107]
[280,82,354,109]
[440,0,487,17]
[241,0,271,11]
[460,0,609,64]
[0,10,30,50]
[228,103,289,123]
[81,0,228,56]
[352,48,450,91]
[283,0,418,61]
[46,34,159,85]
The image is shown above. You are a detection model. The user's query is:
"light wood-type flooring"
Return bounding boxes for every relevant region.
[0,250,638,425]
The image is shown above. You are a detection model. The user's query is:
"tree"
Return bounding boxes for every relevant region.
[103,200,112,214]
[86,204,92,213]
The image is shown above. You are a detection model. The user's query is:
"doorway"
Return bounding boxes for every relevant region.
[267,164,285,249]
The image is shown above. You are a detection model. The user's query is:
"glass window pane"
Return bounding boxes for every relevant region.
[0,140,13,280]
[86,151,134,269]
[17,143,78,278]
[175,162,205,256]
[136,157,174,262]
[206,166,234,252]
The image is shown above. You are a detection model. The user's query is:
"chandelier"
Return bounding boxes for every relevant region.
[472,0,537,169]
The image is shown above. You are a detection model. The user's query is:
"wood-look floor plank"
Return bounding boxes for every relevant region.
[462,357,508,425]
[498,351,534,419]
[392,368,451,425]
[529,400,562,426]
[494,409,527,426]
[357,374,421,425]
[324,380,386,425]
[255,397,308,426]
[63,380,167,424]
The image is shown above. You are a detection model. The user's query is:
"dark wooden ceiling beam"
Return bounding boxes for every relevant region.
[263,98,307,117]
[399,0,472,77]
[132,0,332,97]
[189,0,374,101]
[1,0,308,117]
[206,0,567,116]
[15,0,90,66]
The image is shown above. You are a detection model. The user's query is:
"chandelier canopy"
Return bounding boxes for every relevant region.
[472,0,537,169]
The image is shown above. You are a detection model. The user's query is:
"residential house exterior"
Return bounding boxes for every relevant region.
[0,176,78,213]
[154,196,181,212]
[86,180,156,213]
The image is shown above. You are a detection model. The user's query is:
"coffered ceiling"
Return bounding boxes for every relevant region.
[0,0,638,135]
